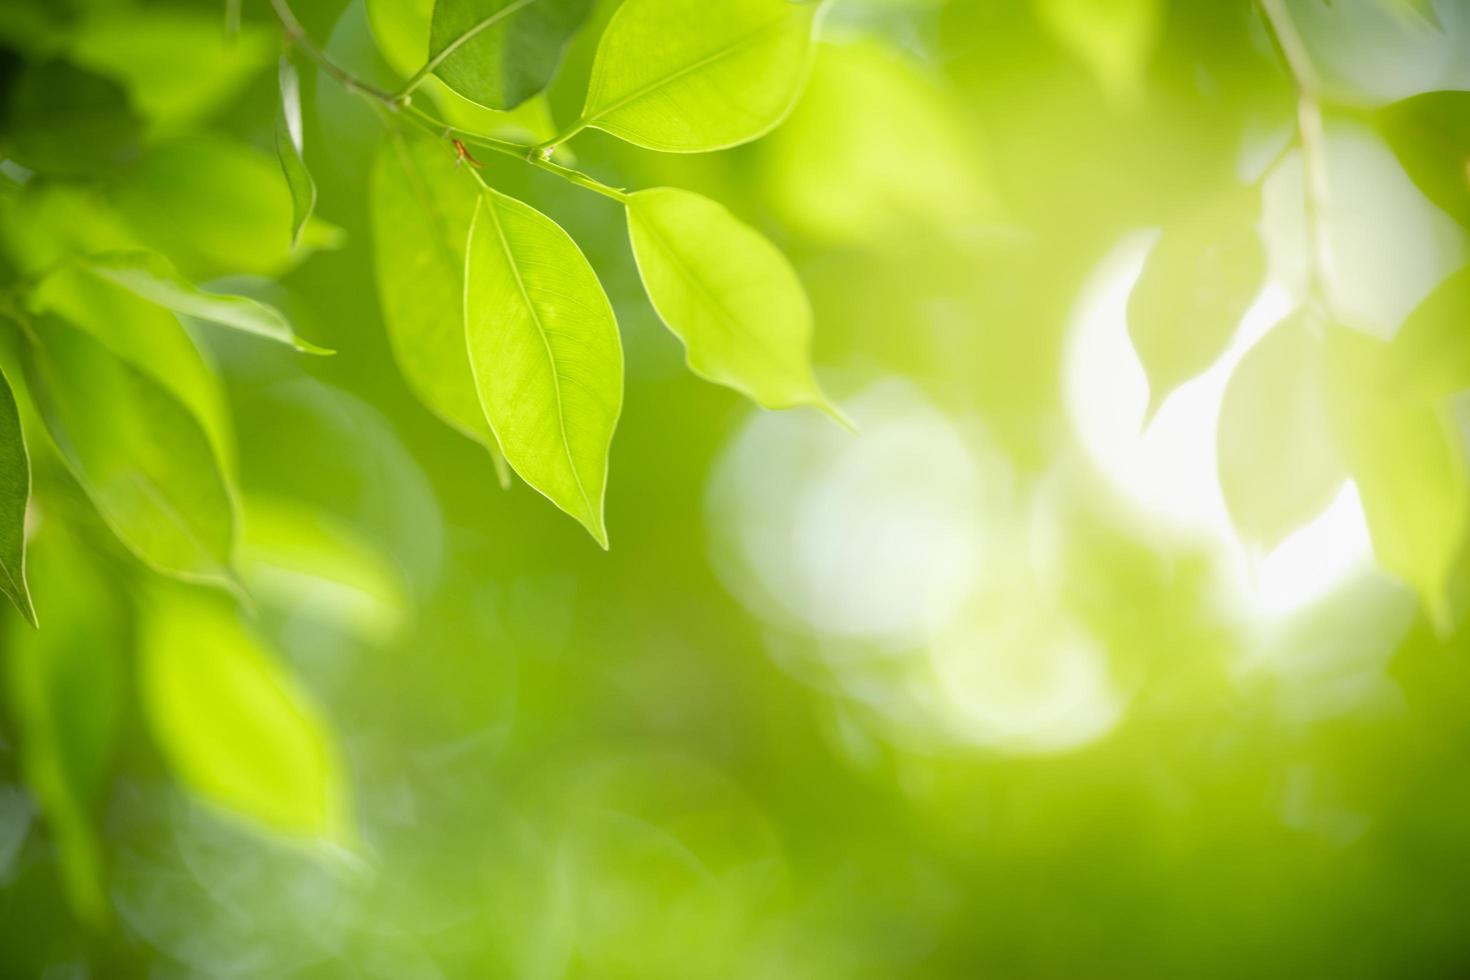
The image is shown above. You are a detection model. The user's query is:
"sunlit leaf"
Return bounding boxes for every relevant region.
[0,59,143,177]
[83,251,331,354]
[1217,314,1344,553]
[465,186,622,545]
[1033,0,1161,101]
[1386,262,1470,398]
[275,58,317,250]
[111,134,344,280]
[5,525,123,926]
[1379,90,1470,229]
[23,315,238,589]
[0,364,35,626]
[371,128,510,485]
[0,183,140,278]
[66,8,275,135]
[139,585,351,842]
[240,494,408,641]
[1329,326,1469,630]
[575,0,816,152]
[427,0,591,110]
[760,39,993,245]
[1129,185,1265,423]
[626,187,841,419]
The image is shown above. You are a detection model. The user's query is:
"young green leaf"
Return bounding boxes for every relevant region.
[426,0,592,110]
[625,187,841,419]
[5,526,123,926]
[572,0,817,152]
[274,57,317,250]
[1386,262,1470,398]
[1217,314,1344,553]
[465,187,622,546]
[139,585,351,842]
[24,315,239,589]
[1128,186,1265,424]
[83,251,331,354]
[1034,0,1162,102]
[0,365,35,627]
[371,129,510,486]
[1379,90,1470,229]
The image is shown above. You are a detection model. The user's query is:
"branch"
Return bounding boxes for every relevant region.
[1259,0,1335,318]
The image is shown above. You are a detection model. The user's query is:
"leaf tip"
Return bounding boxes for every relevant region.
[817,398,859,434]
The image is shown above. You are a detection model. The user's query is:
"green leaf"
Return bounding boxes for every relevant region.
[23,315,238,589]
[1329,326,1470,631]
[366,0,561,143]
[0,365,35,627]
[139,585,351,842]
[275,58,317,251]
[371,128,510,486]
[0,59,143,177]
[1386,262,1470,398]
[760,39,993,245]
[1379,90,1470,229]
[83,251,331,354]
[574,0,817,152]
[111,134,344,280]
[5,525,123,926]
[426,0,592,111]
[465,186,622,546]
[1128,186,1265,424]
[625,187,842,419]
[67,7,275,135]
[1217,314,1345,553]
[27,263,237,478]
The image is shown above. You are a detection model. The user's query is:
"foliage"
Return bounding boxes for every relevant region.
[4,0,1470,975]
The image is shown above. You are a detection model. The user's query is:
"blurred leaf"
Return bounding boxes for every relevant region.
[371,128,509,486]
[1217,314,1344,553]
[465,186,621,546]
[274,58,317,251]
[0,364,34,626]
[27,263,236,477]
[66,8,274,134]
[1329,326,1469,630]
[139,585,351,841]
[761,39,993,245]
[1386,262,1470,397]
[1379,0,1442,28]
[240,495,408,640]
[1033,0,1161,101]
[626,187,842,419]
[576,0,816,152]
[0,183,140,278]
[0,59,143,177]
[5,525,123,926]
[83,251,330,354]
[1379,90,1470,229]
[1129,185,1265,423]
[427,0,592,111]
[22,314,238,589]
[111,134,343,280]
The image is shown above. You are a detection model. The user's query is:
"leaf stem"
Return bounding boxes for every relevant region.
[267,0,400,103]
[1258,0,1335,318]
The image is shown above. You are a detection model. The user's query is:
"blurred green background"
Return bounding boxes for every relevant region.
[6,0,1470,976]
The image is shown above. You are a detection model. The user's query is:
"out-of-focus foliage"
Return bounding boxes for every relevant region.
[5,0,1470,976]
